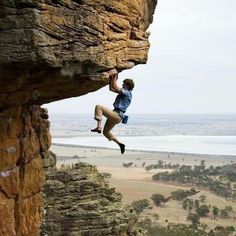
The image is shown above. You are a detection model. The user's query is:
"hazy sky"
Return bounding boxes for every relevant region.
[44,0,236,114]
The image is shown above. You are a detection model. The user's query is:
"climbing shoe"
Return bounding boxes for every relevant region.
[119,143,125,154]
[91,127,102,133]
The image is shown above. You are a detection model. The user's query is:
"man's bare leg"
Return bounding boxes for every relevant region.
[103,118,125,154]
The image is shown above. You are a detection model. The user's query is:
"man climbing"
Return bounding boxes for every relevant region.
[91,72,134,154]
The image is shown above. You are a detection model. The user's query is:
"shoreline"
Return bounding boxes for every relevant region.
[52,143,236,159]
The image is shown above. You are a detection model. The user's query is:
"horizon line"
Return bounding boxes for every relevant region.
[47,112,236,115]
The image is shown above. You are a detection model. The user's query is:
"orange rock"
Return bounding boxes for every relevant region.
[0,105,50,235]
[0,139,20,171]
[17,193,43,236]
[20,126,41,163]
[0,193,16,236]
[0,167,20,198]
[0,107,22,139]
[21,156,45,198]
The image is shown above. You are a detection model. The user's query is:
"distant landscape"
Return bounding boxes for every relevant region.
[49,113,236,137]
[50,113,236,236]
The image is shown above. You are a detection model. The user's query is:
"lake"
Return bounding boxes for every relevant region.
[53,135,236,156]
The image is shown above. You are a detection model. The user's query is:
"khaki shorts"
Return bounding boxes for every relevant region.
[94,105,122,141]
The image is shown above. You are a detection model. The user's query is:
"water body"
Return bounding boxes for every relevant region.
[49,114,236,156]
[53,135,236,156]
[49,113,236,136]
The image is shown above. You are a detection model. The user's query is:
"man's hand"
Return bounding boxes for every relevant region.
[109,74,117,82]
[108,68,118,78]
[109,73,121,93]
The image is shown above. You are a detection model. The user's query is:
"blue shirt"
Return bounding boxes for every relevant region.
[113,88,132,113]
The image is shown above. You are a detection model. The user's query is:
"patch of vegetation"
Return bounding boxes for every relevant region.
[171,188,199,201]
[138,217,235,236]
[131,199,150,214]
[187,213,201,228]
[152,163,236,199]
[220,206,234,218]
[195,204,210,217]
[145,160,180,172]
[151,193,170,206]
[181,194,234,221]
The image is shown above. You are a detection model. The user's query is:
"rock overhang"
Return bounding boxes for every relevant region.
[0,0,157,109]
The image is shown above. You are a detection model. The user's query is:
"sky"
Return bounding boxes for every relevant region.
[44,0,236,114]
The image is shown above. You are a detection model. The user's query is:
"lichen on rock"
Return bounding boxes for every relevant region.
[41,161,139,236]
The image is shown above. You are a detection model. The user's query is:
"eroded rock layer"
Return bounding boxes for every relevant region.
[41,162,138,236]
[0,0,157,109]
[0,105,50,235]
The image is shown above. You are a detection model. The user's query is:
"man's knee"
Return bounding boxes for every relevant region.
[103,129,113,141]
[103,129,109,138]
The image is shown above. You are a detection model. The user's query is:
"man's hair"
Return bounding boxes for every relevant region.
[123,79,135,91]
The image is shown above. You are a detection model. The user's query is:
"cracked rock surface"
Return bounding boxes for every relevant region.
[0,106,49,235]
[0,0,157,109]
[41,161,139,236]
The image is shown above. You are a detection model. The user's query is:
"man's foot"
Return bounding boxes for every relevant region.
[118,143,125,154]
[91,127,102,133]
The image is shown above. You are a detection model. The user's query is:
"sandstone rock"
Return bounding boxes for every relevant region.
[21,156,45,198]
[0,167,20,198]
[0,193,16,236]
[42,162,138,236]
[0,0,157,109]
[0,139,20,171]
[17,193,44,236]
[0,106,22,139]
[0,106,50,235]
[42,150,57,172]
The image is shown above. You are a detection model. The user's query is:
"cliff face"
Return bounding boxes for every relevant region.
[0,106,50,235]
[0,0,157,235]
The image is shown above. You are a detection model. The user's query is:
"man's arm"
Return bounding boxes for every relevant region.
[109,74,121,93]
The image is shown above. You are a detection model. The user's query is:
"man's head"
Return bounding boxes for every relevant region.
[123,79,135,91]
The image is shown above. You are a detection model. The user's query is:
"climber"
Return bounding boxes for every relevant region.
[91,71,134,154]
